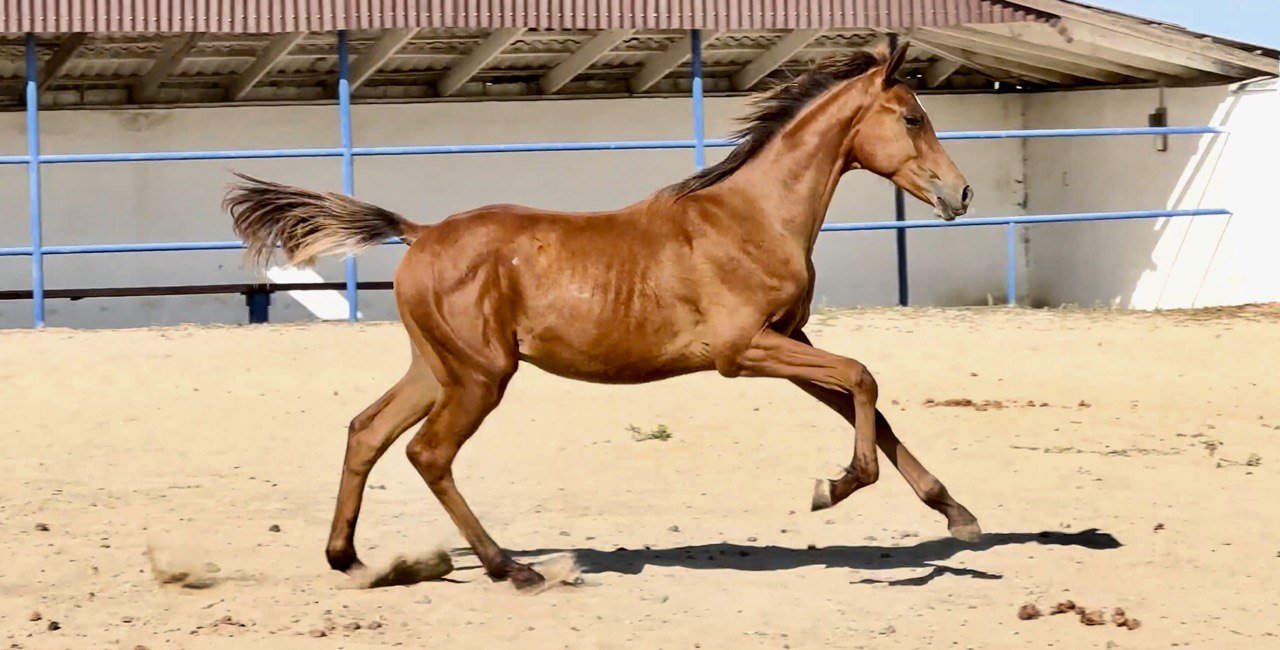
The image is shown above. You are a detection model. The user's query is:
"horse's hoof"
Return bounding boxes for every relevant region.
[948,521,983,543]
[326,547,363,573]
[811,479,834,511]
[510,565,547,592]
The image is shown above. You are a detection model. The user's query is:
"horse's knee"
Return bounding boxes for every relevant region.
[343,416,383,472]
[405,437,451,484]
[849,362,878,402]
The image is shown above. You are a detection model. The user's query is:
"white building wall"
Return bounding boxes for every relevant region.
[1022,80,1280,309]
[0,93,1026,328]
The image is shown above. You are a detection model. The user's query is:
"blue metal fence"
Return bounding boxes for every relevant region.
[2,31,1230,328]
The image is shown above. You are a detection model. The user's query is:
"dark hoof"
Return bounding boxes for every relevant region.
[811,479,834,511]
[509,565,547,592]
[326,547,363,573]
[948,521,983,543]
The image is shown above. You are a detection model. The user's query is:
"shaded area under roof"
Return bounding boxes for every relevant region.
[0,1,1275,109]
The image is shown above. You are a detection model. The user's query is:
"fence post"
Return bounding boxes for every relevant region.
[690,30,706,170]
[894,188,907,306]
[25,34,44,328]
[337,30,359,322]
[246,290,271,323]
[1005,222,1017,306]
[887,34,908,308]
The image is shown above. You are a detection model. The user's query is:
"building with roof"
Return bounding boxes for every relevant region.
[1,1,1276,106]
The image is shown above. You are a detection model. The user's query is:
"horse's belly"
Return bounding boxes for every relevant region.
[516,313,712,384]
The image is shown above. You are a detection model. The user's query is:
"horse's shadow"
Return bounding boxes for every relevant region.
[508,529,1120,586]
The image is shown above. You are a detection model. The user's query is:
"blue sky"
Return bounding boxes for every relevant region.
[1088,0,1280,48]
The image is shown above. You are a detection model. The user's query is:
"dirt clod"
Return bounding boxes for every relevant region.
[1111,608,1128,626]
[1080,609,1107,626]
[1017,604,1042,620]
[1125,618,1142,630]
[28,611,42,621]
[47,621,61,631]
[1050,600,1077,614]
[309,628,327,638]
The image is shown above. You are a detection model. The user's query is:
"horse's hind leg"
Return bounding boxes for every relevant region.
[326,353,439,572]
[785,331,980,541]
[404,377,546,591]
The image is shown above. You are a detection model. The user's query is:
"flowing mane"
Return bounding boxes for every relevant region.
[666,49,885,198]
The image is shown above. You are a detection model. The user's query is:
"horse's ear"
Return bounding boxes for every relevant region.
[883,41,910,89]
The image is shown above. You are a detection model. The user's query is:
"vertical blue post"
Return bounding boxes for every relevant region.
[337,30,358,322]
[887,33,908,309]
[894,188,908,307]
[1005,222,1017,306]
[690,30,706,170]
[25,34,45,328]
[246,291,271,324]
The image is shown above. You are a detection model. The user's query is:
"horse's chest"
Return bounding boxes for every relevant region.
[756,255,815,307]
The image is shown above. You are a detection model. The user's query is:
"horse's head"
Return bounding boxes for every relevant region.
[844,41,973,220]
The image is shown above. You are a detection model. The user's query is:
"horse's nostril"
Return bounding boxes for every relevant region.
[961,185,974,205]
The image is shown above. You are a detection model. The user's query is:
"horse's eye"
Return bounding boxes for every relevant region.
[904,114,923,129]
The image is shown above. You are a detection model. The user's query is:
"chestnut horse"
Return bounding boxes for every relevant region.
[225,41,979,591]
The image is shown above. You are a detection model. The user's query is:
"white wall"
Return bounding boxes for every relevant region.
[0,93,1026,328]
[1022,80,1280,308]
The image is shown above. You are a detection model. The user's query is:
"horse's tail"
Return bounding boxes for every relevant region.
[224,172,423,271]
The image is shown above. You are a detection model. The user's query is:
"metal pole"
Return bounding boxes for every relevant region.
[1005,222,1017,306]
[894,188,907,307]
[690,30,706,170]
[338,30,358,322]
[25,34,44,328]
[888,30,909,309]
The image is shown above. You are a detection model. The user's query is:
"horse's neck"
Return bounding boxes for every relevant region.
[709,86,863,249]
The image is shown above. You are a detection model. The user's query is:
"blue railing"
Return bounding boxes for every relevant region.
[0,127,1227,166]
[3,31,1231,328]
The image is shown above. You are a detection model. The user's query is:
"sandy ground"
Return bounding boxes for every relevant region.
[2,306,1279,649]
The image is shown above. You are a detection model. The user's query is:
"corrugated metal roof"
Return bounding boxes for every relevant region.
[1,1,1276,108]
[2,0,1049,34]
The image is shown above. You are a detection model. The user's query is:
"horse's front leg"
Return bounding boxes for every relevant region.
[721,328,881,506]
[785,329,981,540]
